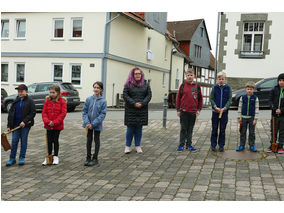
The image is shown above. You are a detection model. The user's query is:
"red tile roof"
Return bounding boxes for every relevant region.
[120,12,152,29]
[209,52,216,70]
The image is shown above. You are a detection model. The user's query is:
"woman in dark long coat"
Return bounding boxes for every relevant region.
[123,67,152,154]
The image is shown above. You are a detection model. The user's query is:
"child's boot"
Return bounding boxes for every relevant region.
[236,145,245,151]
[278,145,284,154]
[18,157,25,165]
[6,158,16,167]
[53,156,59,165]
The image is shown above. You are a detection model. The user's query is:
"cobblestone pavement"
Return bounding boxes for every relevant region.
[1,115,284,201]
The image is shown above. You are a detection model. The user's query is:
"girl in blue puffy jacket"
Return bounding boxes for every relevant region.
[82,82,107,166]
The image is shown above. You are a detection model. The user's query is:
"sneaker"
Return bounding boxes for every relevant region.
[211,146,216,152]
[278,145,284,154]
[236,145,245,152]
[135,146,143,153]
[84,158,91,166]
[265,146,272,153]
[53,156,59,165]
[219,147,224,152]
[124,146,131,154]
[42,158,47,166]
[249,145,257,152]
[6,158,16,167]
[89,158,98,166]
[187,145,197,152]
[18,157,25,165]
[177,145,184,152]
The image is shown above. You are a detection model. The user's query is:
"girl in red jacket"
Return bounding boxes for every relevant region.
[42,85,67,165]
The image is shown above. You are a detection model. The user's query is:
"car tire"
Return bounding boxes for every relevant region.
[5,101,13,112]
[67,106,76,112]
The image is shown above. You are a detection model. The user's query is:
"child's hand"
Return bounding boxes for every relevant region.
[20,122,25,128]
[87,124,92,129]
[220,108,225,113]
[276,109,281,114]
[215,107,221,113]
[177,112,181,117]
[48,121,54,127]
[196,111,200,116]
[7,128,11,133]
[253,120,257,126]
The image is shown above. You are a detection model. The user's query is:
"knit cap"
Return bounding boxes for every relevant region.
[278,73,284,81]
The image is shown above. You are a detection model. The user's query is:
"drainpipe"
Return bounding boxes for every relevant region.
[169,46,173,90]
[214,12,221,84]
[101,12,120,98]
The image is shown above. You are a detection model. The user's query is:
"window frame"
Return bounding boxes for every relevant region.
[1,19,9,40]
[14,62,25,84]
[52,18,64,40]
[14,19,26,40]
[241,21,265,57]
[70,17,83,40]
[70,63,82,87]
[1,62,9,84]
[52,63,64,82]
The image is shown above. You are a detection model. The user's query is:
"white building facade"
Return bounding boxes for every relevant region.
[1,12,185,106]
[217,12,284,81]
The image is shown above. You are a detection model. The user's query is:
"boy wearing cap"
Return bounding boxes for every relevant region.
[236,81,259,152]
[6,84,36,166]
[266,73,284,154]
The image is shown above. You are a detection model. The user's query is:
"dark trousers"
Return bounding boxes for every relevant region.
[126,125,142,147]
[240,117,255,146]
[87,129,101,160]
[47,129,61,156]
[270,116,284,145]
[179,111,196,147]
[210,111,228,148]
[10,127,31,159]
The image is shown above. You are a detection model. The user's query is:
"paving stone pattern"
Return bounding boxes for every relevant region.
[1,118,284,201]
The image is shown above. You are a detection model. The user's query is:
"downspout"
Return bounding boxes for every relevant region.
[101,12,120,98]
[214,12,221,84]
[169,46,173,90]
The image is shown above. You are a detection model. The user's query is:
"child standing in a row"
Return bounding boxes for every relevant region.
[236,81,259,152]
[82,82,107,166]
[210,72,232,152]
[42,85,67,165]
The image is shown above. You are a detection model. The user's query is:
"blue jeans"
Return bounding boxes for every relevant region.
[126,125,142,147]
[210,111,228,148]
[10,127,31,159]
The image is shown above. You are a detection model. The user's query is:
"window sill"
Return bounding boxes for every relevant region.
[13,82,25,85]
[69,38,83,41]
[73,85,82,89]
[14,38,26,40]
[1,82,9,85]
[1,38,9,40]
[240,51,264,59]
[51,38,65,41]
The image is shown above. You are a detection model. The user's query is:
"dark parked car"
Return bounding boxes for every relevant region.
[1,88,8,111]
[231,77,278,108]
[3,82,80,112]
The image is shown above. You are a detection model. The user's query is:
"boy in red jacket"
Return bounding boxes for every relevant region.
[42,85,67,165]
[176,69,203,151]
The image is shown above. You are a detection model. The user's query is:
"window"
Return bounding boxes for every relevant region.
[71,64,81,86]
[201,27,204,37]
[36,83,52,92]
[1,63,8,82]
[53,19,64,39]
[175,68,180,89]
[162,73,166,87]
[71,18,83,39]
[258,79,277,89]
[27,84,36,93]
[194,45,202,58]
[53,64,63,82]
[242,22,264,56]
[15,19,26,38]
[1,20,9,38]
[164,45,168,60]
[15,63,25,83]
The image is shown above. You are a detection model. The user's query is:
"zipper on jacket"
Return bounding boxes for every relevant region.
[220,87,223,108]
[247,95,250,116]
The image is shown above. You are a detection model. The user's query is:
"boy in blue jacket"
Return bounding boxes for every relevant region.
[82,82,107,166]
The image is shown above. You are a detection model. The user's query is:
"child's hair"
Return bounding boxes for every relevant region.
[245,81,256,89]
[217,71,227,78]
[93,81,104,95]
[49,84,61,95]
[185,68,194,75]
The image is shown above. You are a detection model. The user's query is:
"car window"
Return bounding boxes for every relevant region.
[27,84,37,93]
[61,83,76,91]
[36,84,52,92]
[258,79,277,89]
